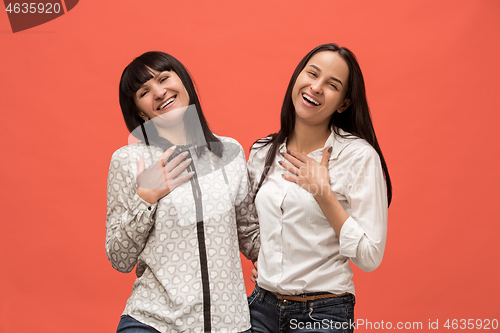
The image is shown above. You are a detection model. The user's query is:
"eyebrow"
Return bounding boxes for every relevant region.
[138,71,163,90]
[309,64,344,86]
[151,71,161,80]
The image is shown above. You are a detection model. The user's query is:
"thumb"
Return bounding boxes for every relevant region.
[320,146,333,167]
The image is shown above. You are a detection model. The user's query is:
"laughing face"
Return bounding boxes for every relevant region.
[291,51,351,127]
[134,68,190,122]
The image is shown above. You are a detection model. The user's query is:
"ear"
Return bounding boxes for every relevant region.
[138,112,149,121]
[337,99,351,113]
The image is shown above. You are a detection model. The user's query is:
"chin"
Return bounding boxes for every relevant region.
[153,106,187,127]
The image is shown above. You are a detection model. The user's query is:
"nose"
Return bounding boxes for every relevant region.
[310,80,322,94]
[153,83,167,99]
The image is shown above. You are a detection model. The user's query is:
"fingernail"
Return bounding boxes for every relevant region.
[182,151,189,156]
[328,146,333,153]
[278,161,282,165]
[170,145,177,150]
[279,152,284,157]
[286,150,291,154]
[281,173,284,178]
[186,158,192,163]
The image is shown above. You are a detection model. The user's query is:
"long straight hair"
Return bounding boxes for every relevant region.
[253,43,392,206]
[119,51,222,157]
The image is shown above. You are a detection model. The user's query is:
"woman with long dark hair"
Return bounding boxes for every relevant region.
[247,44,391,332]
[106,51,259,333]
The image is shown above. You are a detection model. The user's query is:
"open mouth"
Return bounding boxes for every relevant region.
[158,95,176,110]
[302,93,320,106]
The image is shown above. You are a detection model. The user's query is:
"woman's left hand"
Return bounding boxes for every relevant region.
[280,147,332,198]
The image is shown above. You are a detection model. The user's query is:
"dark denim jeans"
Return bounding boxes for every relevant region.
[116,316,161,333]
[116,315,252,333]
[248,285,355,333]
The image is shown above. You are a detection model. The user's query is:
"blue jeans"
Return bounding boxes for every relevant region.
[248,285,355,333]
[116,315,251,333]
[116,316,160,333]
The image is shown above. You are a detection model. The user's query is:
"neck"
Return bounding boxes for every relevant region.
[155,124,188,145]
[287,119,331,155]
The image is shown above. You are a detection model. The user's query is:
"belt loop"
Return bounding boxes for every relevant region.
[302,297,308,312]
[257,285,266,304]
[302,294,308,311]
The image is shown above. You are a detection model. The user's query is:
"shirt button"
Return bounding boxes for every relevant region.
[147,206,151,211]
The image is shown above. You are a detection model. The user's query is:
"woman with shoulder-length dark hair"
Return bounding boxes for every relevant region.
[247,43,391,332]
[106,51,259,333]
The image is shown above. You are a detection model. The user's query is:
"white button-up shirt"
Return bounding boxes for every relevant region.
[248,128,388,295]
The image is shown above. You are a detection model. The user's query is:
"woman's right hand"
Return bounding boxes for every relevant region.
[250,260,258,283]
[136,146,195,204]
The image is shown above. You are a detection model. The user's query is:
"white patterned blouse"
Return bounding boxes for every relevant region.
[106,135,260,333]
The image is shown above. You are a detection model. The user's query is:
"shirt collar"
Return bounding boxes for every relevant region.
[278,127,355,160]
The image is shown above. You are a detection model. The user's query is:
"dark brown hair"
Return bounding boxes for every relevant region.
[253,43,392,205]
[119,51,222,156]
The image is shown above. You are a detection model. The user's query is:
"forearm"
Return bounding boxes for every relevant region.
[106,193,157,273]
[235,188,261,261]
[106,147,160,272]
[238,227,260,262]
[313,185,349,236]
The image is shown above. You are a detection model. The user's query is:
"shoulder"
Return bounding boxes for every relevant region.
[211,135,247,166]
[334,130,380,164]
[213,134,245,156]
[110,143,159,166]
[343,138,375,156]
[111,143,143,160]
[214,134,243,149]
[249,136,273,163]
[111,142,159,155]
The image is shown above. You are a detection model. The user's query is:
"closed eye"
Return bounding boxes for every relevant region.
[307,71,318,77]
[139,90,148,98]
[159,76,169,83]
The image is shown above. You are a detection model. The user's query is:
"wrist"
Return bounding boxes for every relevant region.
[137,187,158,205]
[312,183,334,200]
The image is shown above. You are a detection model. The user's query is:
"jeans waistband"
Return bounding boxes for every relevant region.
[254,284,354,307]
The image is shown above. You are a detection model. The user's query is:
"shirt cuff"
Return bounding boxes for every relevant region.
[339,216,364,258]
[132,193,158,218]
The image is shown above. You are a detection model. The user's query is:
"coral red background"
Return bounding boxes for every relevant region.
[1,1,499,332]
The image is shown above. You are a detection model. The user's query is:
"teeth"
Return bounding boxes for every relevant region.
[303,94,320,106]
[160,96,176,109]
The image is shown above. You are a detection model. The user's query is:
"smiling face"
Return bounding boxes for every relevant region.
[134,68,190,121]
[291,51,351,127]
